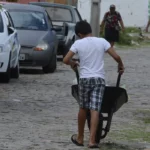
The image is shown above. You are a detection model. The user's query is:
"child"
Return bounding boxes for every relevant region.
[63,21,124,148]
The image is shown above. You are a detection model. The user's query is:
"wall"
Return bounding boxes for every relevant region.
[78,0,149,27]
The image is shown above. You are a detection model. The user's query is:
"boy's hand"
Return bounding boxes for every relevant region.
[70,61,79,71]
[118,64,124,75]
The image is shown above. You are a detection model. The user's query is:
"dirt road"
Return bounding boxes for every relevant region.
[0,47,149,150]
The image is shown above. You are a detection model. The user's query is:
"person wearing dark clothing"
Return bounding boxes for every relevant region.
[100,4,125,47]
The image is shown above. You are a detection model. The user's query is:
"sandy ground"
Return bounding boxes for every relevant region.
[0,47,149,150]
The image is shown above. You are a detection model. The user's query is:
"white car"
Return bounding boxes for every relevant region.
[0,6,20,83]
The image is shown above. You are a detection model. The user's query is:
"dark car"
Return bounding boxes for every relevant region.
[29,2,82,57]
[3,3,58,73]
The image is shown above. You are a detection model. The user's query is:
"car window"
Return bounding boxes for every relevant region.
[9,10,48,31]
[45,10,53,27]
[5,11,13,27]
[0,13,4,32]
[74,8,82,22]
[44,7,72,22]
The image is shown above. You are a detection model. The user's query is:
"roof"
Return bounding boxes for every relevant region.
[29,2,76,9]
[2,3,46,12]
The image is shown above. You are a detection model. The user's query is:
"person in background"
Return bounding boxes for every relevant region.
[100,4,125,47]
[63,21,124,148]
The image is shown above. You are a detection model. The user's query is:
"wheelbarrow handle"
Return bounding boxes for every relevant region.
[116,73,122,87]
[75,69,79,84]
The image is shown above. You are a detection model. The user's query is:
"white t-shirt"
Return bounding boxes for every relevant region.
[70,37,111,79]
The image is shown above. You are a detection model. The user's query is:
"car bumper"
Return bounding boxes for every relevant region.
[19,47,53,67]
[0,52,10,73]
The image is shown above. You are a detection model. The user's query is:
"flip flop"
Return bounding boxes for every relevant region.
[88,144,99,149]
[71,134,84,147]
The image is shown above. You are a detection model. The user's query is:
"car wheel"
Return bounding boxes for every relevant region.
[11,61,19,79]
[42,54,57,73]
[0,61,11,83]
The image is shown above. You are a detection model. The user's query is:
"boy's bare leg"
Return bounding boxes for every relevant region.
[89,110,99,145]
[77,108,87,144]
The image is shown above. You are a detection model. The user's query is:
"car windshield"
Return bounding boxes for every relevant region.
[9,10,48,31]
[45,7,72,22]
[0,13,4,32]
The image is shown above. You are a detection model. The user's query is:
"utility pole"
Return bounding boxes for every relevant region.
[90,0,101,37]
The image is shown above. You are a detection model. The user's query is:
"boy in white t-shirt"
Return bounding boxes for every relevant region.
[63,21,124,148]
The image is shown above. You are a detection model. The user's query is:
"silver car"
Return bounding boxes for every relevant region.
[0,6,20,83]
[3,3,58,73]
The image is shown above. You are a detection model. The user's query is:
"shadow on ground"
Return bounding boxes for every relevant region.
[20,68,44,75]
[99,142,144,150]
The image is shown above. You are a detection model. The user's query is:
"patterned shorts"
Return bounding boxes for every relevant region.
[79,77,105,112]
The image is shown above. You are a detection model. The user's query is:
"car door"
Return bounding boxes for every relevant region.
[4,11,20,68]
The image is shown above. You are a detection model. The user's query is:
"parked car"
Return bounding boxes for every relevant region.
[29,2,82,57]
[3,3,58,73]
[0,6,20,83]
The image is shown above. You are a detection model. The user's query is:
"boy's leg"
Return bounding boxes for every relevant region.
[89,110,99,145]
[72,79,90,144]
[88,79,105,146]
[77,108,87,144]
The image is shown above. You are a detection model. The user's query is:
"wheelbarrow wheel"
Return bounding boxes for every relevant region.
[87,111,103,144]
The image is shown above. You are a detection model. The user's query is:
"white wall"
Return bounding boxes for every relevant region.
[78,0,149,27]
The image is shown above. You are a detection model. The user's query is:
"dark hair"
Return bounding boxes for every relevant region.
[75,21,92,35]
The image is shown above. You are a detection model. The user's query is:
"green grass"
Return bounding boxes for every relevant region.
[144,118,150,124]
[124,27,141,33]
[109,127,150,143]
[134,109,150,124]
[108,109,150,143]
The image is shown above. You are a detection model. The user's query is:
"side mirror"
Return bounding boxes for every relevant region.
[51,27,62,32]
[8,26,14,35]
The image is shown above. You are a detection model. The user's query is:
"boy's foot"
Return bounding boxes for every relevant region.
[71,134,84,147]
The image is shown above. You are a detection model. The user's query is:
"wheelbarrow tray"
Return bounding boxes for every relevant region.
[71,85,128,113]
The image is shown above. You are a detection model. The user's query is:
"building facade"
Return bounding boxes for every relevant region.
[3,0,77,5]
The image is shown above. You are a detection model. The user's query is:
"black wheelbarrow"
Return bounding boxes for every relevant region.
[71,69,128,143]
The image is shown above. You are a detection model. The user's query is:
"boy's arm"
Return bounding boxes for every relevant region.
[63,50,78,70]
[106,48,124,74]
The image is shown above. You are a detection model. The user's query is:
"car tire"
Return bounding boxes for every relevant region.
[11,61,19,79]
[0,60,11,83]
[42,54,57,73]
